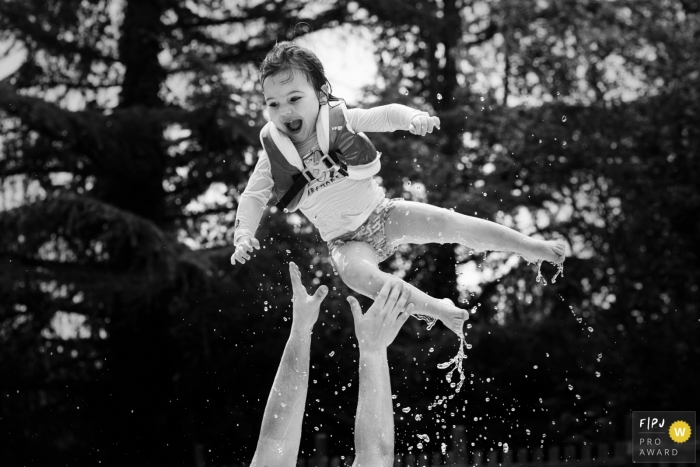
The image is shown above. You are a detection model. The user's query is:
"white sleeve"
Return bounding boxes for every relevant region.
[345,104,427,133]
[234,151,274,246]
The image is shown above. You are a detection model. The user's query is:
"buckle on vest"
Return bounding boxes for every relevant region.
[300,167,315,182]
[320,152,348,177]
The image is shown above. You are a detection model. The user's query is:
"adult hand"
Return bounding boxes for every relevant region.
[289,262,328,332]
[408,115,441,136]
[231,236,260,265]
[347,280,412,352]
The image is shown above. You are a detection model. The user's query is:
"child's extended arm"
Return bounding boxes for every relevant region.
[346,281,412,467]
[231,153,274,265]
[346,104,440,136]
[250,262,328,467]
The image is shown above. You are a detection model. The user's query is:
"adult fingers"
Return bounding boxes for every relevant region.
[382,281,402,321]
[397,303,413,326]
[372,281,392,316]
[393,284,411,318]
[289,262,304,296]
[347,296,362,322]
[312,285,329,303]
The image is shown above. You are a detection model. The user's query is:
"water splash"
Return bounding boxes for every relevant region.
[551,262,565,283]
[414,313,438,330]
[437,334,469,393]
[534,260,547,285]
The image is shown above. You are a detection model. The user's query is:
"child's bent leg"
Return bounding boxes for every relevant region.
[332,241,468,336]
[385,201,565,264]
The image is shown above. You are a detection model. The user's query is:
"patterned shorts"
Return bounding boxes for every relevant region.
[327,197,402,264]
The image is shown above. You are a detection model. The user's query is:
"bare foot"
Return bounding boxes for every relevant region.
[438,298,469,336]
[519,238,566,264]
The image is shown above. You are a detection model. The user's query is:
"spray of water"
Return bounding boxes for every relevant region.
[436,333,469,393]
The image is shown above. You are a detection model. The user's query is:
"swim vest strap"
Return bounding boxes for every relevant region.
[275,149,347,211]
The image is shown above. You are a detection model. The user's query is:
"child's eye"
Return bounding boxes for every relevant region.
[291,96,301,102]
[268,102,278,108]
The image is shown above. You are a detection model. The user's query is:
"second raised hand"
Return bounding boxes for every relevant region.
[347,280,413,352]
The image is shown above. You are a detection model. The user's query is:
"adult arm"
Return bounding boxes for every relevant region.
[347,281,412,467]
[250,262,328,467]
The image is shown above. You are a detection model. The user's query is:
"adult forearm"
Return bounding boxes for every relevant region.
[354,349,394,464]
[252,325,312,466]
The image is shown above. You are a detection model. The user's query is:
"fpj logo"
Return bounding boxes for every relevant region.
[633,411,695,463]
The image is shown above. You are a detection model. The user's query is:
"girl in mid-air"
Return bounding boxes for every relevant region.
[232,42,565,336]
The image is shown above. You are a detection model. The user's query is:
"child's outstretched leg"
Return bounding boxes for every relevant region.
[384,201,565,264]
[332,241,468,336]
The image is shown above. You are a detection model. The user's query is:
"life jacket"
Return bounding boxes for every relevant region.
[260,99,381,212]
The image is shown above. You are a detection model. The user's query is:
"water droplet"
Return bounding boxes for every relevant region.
[329,351,335,357]
[437,93,443,101]
[526,429,531,435]
[283,208,289,213]
[415,414,422,421]
[533,365,538,369]
[503,443,509,453]
[480,96,485,101]
[595,371,601,377]
[429,347,434,353]
[407,180,412,186]
[568,384,574,390]
[392,394,397,399]
[562,116,567,122]
[285,249,291,254]
[402,407,411,413]
[576,394,581,399]
[281,403,286,407]
[417,442,423,449]
[588,327,594,332]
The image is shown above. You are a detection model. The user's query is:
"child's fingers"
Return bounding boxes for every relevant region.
[408,123,417,134]
[433,116,441,130]
[346,296,362,321]
[251,238,261,250]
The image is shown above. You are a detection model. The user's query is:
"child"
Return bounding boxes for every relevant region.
[232,42,565,336]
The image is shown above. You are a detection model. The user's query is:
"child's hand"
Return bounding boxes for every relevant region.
[408,115,441,136]
[289,262,328,332]
[347,280,412,352]
[231,237,260,265]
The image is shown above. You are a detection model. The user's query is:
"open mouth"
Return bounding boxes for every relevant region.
[284,119,303,135]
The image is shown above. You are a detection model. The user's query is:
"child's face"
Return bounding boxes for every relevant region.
[263,70,321,142]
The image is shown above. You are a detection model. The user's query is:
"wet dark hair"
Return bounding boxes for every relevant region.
[259,41,337,100]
